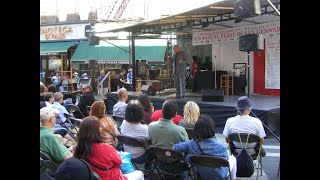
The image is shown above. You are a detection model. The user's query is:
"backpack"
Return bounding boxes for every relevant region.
[235,133,254,177]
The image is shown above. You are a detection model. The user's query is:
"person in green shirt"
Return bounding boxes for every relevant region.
[40,107,72,165]
[148,99,189,178]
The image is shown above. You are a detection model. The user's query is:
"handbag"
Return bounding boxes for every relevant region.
[117,151,135,174]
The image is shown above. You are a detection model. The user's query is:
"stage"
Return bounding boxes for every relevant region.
[106,90,280,136]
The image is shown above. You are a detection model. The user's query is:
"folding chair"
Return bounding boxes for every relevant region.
[116,135,157,176]
[112,116,124,131]
[68,104,85,118]
[62,113,80,139]
[184,127,194,139]
[189,155,232,180]
[149,145,195,180]
[40,151,58,179]
[86,106,91,115]
[228,133,265,179]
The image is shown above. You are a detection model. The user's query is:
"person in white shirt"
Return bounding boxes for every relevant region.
[53,92,71,124]
[223,96,266,156]
[113,88,128,118]
[120,99,151,171]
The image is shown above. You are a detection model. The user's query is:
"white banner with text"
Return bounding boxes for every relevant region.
[192,21,280,46]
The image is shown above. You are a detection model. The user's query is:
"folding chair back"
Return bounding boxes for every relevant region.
[149,145,195,180]
[228,133,264,178]
[68,104,84,118]
[189,155,231,180]
[112,116,125,130]
[116,135,149,150]
[40,150,58,178]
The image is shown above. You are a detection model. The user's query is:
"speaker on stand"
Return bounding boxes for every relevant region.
[239,34,264,98]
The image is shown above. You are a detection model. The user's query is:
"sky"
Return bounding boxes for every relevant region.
[40,0,222,21]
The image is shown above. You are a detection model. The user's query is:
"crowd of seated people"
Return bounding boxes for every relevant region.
[41,81,268,179]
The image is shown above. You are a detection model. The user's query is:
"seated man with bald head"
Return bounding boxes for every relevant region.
[112,87,128,118]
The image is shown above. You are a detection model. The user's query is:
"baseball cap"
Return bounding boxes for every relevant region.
[40,107,59,122]
[236,96,253,110]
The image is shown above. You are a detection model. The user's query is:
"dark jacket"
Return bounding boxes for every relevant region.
[78,92,95,117]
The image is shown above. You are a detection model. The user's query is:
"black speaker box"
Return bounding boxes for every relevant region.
[234,0,261,19]
[137,61,147,76]
[239,34,264,52]
[202,89,224,102]
[141,85,156,96]
[89,35,100,45]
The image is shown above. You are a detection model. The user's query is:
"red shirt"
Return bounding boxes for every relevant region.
[87,143,127,180]
[150,109,183,125]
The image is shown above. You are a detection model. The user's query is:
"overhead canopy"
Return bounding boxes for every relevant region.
[40,41,75,55]
[71,41,166,64]
[99,0,280,35]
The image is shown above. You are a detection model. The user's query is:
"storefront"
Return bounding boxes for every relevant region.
[70,40,166,92]
[40,23,89,85]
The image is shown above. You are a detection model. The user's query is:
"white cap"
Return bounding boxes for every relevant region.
[40,107,59,122]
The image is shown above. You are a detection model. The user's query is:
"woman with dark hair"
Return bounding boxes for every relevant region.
[173,114,237,180]
[137,94,154,125]
[120,100,151,171]
[47,84,57,93]
[73,116,144,180]
[44,92,54,107]
[89,101,120,148]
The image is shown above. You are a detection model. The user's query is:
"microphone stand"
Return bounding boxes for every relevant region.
[250,110,280,177]
[250,110,280,142]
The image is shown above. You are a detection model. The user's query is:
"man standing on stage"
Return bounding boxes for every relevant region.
[97,70,109,96]
[172,45,188,99]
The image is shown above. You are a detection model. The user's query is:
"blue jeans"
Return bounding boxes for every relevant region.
[132,151,152,171]
[53,124,68,137]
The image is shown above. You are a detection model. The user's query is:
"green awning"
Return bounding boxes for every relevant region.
[40,41,75,55]
[71,41,165,64]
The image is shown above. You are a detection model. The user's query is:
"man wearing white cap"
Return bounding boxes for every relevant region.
[223,96,266,156]
[40,107,72,164]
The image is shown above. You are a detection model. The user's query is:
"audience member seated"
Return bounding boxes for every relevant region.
[40,107,72,165]
[173,114,237,179]
[120,100,151,171]
[44,92,54,108]
[40,84,46,101]
[90,101,120,148]
[178,101,200,128]
[150,97,183,125]
[137,94,154,125]
[113,88,128,118]
[148,99,189,177]
[223,96,266,156]
[74,84,95,118]
[52,92,77,145]
[48,84,57,93]
[73,116,144,180]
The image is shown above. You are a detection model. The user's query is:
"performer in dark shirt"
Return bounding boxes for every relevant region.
[117,69,126,90]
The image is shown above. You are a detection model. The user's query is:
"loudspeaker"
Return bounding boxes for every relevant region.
[239,34,264,52]
[141,85,156,96]
[234,0,261,19]
[136,61,147,76]
[89,35,100,45]
[202,89,224,102]
[89,60,97,68]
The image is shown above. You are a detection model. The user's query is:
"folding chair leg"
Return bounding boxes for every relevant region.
[260,158,263,176]
[277,160,280,177]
